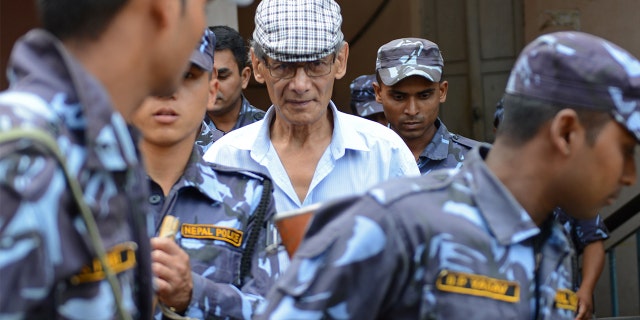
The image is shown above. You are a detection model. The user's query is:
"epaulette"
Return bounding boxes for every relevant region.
[207,162,271,182]
[450,133,482,150]
[368,169,457,206]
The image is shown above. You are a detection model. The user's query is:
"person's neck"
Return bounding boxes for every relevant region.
[270,108,334,148]
[139,139,194,196]
[207,98,242,133]
[485,140,557,226]
[63,19,152,122]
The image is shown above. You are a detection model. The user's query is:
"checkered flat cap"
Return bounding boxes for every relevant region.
[506,31,640,142]
[376,38,443,86]
[350,74,383,117]
[190,29,216,72]
[253,0,344,62]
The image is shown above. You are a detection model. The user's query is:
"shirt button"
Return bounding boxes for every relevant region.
[149,194,162,205]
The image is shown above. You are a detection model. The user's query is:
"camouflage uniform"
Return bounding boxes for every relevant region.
[349,74,384,118]
[417,118,479,175]
[553,208,608,254]
[195,121,215,154]
[0,30,153,319]
[148,145,282,319]
[256,146,576,319]
[203,95,265,142]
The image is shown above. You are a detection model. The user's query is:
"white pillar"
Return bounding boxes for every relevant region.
[207,0,239,30]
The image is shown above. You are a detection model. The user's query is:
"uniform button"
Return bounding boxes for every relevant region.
[149,194,162,205]
[452,134,459,140]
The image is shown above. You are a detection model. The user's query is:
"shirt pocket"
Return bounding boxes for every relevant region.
[179,237,243,284]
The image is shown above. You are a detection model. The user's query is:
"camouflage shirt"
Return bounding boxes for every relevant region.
[553,208,609,254]
[417,118,479,175]
[202,95,265,142]
[148,146,282,319]
[257,145,576,319]
[0,30,153,319]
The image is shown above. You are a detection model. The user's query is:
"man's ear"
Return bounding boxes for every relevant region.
[240,66,252,90]
[549,108,583,156]
[206,77,219,112]
[439,80,449,103]
[250,48,266,84]
[373,81,383,104]
[333,42,349,80]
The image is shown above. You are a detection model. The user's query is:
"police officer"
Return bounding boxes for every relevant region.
[350,74,387,126]
[495,97,609,319]
[204,25,266,142]
[0,0,206,318]
[373,38,480,175]
[256,31,640,319]
[131,29,282,319]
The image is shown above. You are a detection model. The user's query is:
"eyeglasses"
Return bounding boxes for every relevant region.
[264,55,335,79]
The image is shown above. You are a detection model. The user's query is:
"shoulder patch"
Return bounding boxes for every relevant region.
[436,270,520,303]
[451,133,482,149]
[555,288,578,311]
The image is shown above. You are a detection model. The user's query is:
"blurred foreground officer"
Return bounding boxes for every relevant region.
[204,0,418,213]
[257,31,640,319]
[374,38,479,175]
[349,74,387,126]
[132,30,281,319]
[0,0,207,318]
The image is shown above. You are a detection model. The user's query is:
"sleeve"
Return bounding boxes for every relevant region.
[255,196,409,319]
[572,214,609,252]
[181,190,283,320]
[392,142,421,178]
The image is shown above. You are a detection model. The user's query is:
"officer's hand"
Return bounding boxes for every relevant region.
[151,237,193,312]
[574,286,593,320]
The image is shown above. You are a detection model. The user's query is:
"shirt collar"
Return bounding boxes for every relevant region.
[419,118,450,161]
[463,145,541,245]
[174,146,225,203]
[9,29,138,171]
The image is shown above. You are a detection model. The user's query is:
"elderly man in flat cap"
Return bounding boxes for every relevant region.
[256,31,640,319]
[204,0,418,214]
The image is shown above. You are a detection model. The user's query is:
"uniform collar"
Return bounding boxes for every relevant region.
[9,29,138,171]
[463,145,541,245]
[172,146,226,203]
[418,118,450,161]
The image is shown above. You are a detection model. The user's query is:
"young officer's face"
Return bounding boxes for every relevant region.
[374,75,448,143]
[132,64,215,147]
[565,120,637,217]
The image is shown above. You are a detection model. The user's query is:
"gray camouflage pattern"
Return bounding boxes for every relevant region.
[506,31,640,142]
[257,145,576,319]
[349,74,384,117]
[202,95,265,143]
[376,38,444,86]
[0,30,153,319]
[149,146,283,319]
[417,118,479,175]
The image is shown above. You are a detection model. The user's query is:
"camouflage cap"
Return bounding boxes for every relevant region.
[190,29,216,72]
[253,0,344,63]
[506,31,640,141]
[376,38,444,86]
[350,74,384,117]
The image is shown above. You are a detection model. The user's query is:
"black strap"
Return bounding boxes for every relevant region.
[238,178,272,287]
